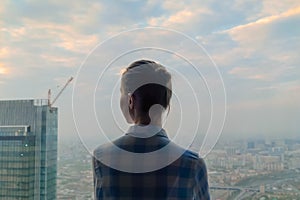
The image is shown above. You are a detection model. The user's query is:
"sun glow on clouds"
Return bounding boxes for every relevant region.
[148,7,212,28]
[223,6,300,35]
[0,48,9,58]
[20,19,99,54]
[0,64,9,75]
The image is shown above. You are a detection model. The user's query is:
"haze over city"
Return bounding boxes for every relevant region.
[1,0,299,150]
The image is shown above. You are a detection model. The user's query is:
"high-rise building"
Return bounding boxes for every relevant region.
[0,99,58,200]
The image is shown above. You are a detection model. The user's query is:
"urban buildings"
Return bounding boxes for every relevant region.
[0,99,58,200]
[207,138,300,199]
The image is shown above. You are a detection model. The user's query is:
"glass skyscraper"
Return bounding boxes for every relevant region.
[0,99,58,200]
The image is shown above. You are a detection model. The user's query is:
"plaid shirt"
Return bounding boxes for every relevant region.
[93,126,210,200]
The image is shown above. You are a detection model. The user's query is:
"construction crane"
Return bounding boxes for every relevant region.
[48,76,73,109]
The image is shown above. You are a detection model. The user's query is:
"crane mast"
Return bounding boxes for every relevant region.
[48,77,73,109]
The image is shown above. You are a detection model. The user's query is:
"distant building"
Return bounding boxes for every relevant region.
[260,184,265,194]
[0,99,58,200]
[247,141,255,149]
[288,151,300,169]
[253,154,284,171]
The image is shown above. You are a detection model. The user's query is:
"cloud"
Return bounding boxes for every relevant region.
[255,80,300,94]
[40,54,78,67]
[11,19,100,54]
[221,6,300,50]
[147,1,214,34]
[228,66,296,81]
[0,47,10,58]
[205,4,300,90]
[256,0,300,19]
[148,8,211,27]
[0,63,9,75]
[229,67,266,80]
[0,13,100,79]
[225,6,300,32]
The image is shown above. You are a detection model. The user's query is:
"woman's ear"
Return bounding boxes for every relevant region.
[128,93,134,110]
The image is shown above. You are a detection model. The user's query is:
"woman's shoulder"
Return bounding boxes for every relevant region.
[181,149,207,167]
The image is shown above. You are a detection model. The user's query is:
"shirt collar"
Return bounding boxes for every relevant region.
[126,124,168,138]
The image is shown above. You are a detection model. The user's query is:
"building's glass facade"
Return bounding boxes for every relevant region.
[0,100,58,200]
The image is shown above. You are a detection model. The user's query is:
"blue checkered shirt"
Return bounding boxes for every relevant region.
[93,127,210,200]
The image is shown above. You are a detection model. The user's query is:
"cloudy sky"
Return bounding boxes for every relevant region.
[1,0,300,152]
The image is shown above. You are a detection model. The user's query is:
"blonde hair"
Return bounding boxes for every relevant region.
[121,60,172,111]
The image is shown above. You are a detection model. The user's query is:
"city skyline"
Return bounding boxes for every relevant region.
[56,131,300,199]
